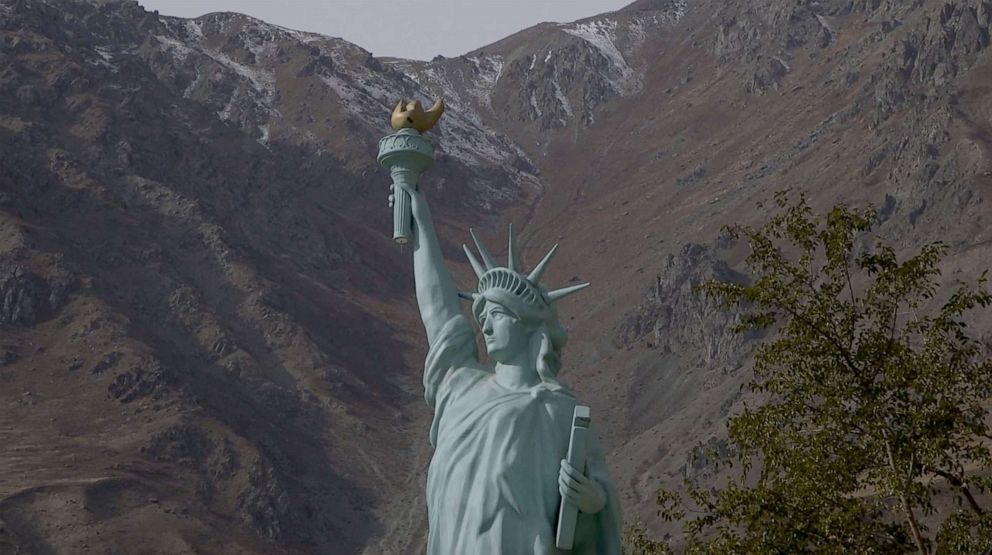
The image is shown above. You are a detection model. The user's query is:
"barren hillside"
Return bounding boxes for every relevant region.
[1,0,990,553]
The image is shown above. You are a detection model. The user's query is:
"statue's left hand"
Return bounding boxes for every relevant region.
[559,459,607,514]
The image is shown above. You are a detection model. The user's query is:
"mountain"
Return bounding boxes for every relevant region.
[0,1,517,552]
[1,0,990,552]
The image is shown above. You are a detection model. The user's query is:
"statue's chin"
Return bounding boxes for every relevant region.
[486,346,524,364]
[485,334,533,365]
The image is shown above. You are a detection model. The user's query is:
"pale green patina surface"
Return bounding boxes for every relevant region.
[380,128,621,554]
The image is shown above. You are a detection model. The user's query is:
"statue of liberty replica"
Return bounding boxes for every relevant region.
[379,100,622,554]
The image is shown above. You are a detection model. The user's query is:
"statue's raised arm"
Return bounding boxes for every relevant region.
[378,99,461,347]
[390,181,462,347]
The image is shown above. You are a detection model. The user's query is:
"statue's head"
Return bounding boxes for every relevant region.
[477,299,535,363]
[459,225,588,382]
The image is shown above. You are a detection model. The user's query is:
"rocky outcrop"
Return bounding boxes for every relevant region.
[143,421,241,502]
[710,0,990,101]
[0,261,43,325]
[237,454,295,541]
[0,256,73,326]
[107,357,168,403]
[615,243,750,366]
[143,422,215,467]
[682,436,735,480]
[871,2,990,120]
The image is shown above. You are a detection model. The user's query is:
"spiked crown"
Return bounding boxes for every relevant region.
[458,224,589,322]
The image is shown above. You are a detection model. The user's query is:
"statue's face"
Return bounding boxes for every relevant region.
[480,300,533,363]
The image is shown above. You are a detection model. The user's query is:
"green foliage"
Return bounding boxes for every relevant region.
[638,192,992,554]
[934,511,992,554]
[625,523,675,555]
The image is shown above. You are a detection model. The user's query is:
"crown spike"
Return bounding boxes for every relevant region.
[470,229,496,270]
[547,282,590,302]
[463,245,485,278]
[458,291,480,302]
[527,243,559,283]
[507,223,519,272]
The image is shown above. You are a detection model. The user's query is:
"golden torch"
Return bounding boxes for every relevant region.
[377,99,444,244]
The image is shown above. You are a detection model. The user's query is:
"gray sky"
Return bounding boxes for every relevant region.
[138,1,634,60]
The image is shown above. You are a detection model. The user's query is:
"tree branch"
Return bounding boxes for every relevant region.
[931,468,984,515]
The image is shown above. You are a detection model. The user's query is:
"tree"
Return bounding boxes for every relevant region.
[632,193,992,554]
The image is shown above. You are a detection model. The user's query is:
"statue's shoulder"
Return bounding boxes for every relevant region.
[467,358,494,373]
[442,359,492,393]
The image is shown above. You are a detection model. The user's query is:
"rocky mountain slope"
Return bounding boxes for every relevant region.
[1,0,990,552]
[0,0,535,552]
[390,0,992,539]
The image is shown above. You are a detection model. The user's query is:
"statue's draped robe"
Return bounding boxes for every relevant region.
[424,315,622,555]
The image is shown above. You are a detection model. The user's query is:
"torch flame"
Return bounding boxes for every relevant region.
[391,99,445,133]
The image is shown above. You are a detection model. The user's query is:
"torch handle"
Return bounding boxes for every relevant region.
[390,166,418,245]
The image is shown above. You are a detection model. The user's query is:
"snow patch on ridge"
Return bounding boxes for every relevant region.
[185,19,204,41]
[464,55,504,109]
[183,66,202,99]
[269,23,326,44]
[245,37,277,63]
[158,16,280,123]
[155,35,194,63]
[87,46,119,72]
[552,77,572,120]
[562,19,640,96]
[200,48,277,119]
[153,13,537,198]
[627,18,648,46]
[400,65,539,195]
[317,72,392,130]
[529,92,542,118]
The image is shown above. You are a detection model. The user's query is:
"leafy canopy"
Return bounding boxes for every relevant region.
[627,193,992,555]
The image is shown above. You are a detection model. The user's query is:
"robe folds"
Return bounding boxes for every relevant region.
[424,315,622,555]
